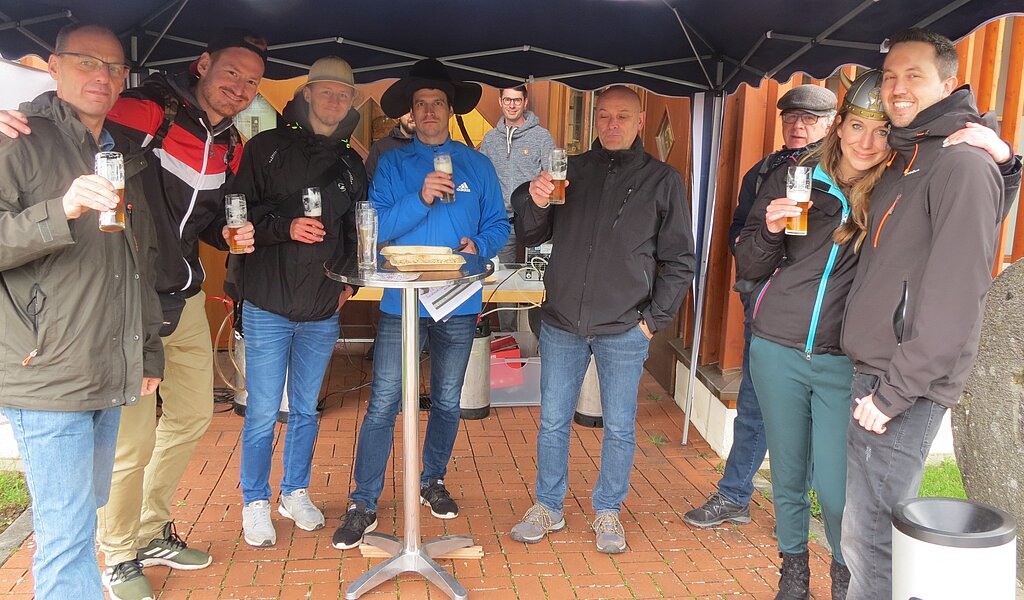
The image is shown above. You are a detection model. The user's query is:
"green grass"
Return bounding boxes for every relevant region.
[918,458,967,499]
[646,433,668,446]
[0,471,28,511]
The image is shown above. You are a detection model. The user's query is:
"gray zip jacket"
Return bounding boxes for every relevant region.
[480,111,556,216]
[0,92,164,411]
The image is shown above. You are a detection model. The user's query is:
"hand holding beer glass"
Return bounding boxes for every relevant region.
[356,201,378,269]
[784,166,812,236]
[225,194,248,254]
[290,186,326,244]
[547,148,568,205]
[433,152,455,203]
[95,152,126,232]
[302,187,322,223]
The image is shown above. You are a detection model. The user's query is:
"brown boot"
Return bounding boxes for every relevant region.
[774,551,810,600]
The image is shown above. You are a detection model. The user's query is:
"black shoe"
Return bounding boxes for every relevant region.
[420,479,458,519]
[830,558,850,600]
[775,551,811,600]
[332,503,378,550]
[683,492,751,528]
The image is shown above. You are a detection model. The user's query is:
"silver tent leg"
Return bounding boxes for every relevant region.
[683,92,726,446]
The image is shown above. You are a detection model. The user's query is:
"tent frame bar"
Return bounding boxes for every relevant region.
[766,0,878,78]
[767,32,879,51]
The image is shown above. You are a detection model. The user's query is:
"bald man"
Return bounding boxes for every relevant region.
[0,23,162,599]
[509,85,695,553]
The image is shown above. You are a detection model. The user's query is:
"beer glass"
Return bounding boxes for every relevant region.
[433,152,455,203]
[224,194,248,254]
[95,152,126,232]
[302,187,322,223]
[548,148,568,205]
[785,166,813,236]
[356,201,378,269]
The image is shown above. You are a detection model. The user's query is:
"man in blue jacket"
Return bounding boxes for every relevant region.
[332,59,509,550]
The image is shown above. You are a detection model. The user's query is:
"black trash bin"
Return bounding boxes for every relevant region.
[892,496,1016,600]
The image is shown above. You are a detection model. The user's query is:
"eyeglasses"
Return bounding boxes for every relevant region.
[58,52,130,78]
[500,97,524,106]
[781,112,825,126]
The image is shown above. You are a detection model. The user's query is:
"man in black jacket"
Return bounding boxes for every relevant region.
[228,57,363,548]
[508,85,695,553]
[685,84,836,529]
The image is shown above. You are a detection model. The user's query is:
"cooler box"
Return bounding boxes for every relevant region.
[892,496,1016,600]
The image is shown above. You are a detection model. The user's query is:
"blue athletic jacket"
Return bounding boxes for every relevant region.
[370,136,510,317]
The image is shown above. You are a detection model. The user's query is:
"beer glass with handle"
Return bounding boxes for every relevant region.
[225,194,248,254]
[548,148,568,205]
[785,166,812,236]
[95,152,126,232]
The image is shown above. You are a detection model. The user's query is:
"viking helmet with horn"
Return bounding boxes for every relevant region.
[840,69,886,121]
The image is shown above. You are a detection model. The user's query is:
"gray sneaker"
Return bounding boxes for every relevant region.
[242,500,277,547]
[593,510,627,554]
[279,489,325,531]
[682,492,751,528]
[510,503,566,543]
[103,560,154,600]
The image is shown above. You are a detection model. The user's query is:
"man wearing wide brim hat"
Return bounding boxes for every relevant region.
[228,55,366,548]
[332,59,509,551]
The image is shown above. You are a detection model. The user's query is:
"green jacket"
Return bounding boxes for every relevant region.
[0,92,163,411]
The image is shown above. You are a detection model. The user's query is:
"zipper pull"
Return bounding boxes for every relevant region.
[22,348,38,366]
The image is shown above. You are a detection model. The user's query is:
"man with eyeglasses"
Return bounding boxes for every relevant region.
[480,85,555,330]
[684,84,836,530]
[0,24,163,599]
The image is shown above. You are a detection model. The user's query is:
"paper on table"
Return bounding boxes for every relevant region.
[420,280,482,322]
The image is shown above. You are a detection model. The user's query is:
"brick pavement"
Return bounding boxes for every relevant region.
[0,352,837,598]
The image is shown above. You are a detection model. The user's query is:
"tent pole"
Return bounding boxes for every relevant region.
[140,0,189,67]
[683,92,725,446]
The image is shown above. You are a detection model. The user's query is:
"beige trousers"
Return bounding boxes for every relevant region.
[97,291,214,565]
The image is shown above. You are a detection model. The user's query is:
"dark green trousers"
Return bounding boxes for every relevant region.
[749,335,853,563]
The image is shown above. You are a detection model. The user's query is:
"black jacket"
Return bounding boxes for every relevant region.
[512,137,695,336]
[735,160,858,356]
[228,96,365,322]
[842,88,1022,417]
[729,145,816,254]
[364,124,414,180]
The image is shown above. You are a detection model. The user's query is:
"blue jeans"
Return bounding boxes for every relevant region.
[716,293,767,506]
[240,303,340,504]
[3,406,120,600]
[351,312,477,512]
[534,321,650,513]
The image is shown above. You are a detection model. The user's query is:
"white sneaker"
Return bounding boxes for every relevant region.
[278,489,325,531]
[242,500,277,547]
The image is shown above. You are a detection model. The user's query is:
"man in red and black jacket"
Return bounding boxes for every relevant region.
[0,28,266,598]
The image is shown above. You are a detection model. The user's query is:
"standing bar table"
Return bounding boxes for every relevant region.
[325,254,492,600]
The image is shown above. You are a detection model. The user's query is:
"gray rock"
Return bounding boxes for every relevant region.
[953,258,1024,582]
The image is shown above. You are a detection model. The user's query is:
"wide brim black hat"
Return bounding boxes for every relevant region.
[380,58,482,118]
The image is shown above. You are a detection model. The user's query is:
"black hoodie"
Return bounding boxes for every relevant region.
[228,95,366,322]
[841,87,1021,417]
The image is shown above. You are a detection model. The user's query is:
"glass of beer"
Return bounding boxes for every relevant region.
[548,148,568,205]
[433,152,455,203]
[785,166,812,236]
[355,201,378,269]
[302,187,322,223]
[224,194,248,254]
[95,152,126,232]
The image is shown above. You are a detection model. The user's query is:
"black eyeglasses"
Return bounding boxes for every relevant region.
[781,112,825,126]
[58,52,130,78]
[500,97,524,106]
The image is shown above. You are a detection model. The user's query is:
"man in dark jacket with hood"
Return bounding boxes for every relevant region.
[0,24,162,599]
[840,28,1021,599]
[229,56,363,548]
[509,85,695,554]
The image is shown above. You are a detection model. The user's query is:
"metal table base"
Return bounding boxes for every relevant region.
[343,287,473,600]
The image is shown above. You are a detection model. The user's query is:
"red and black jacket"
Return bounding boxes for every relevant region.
[106,72,242,330]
